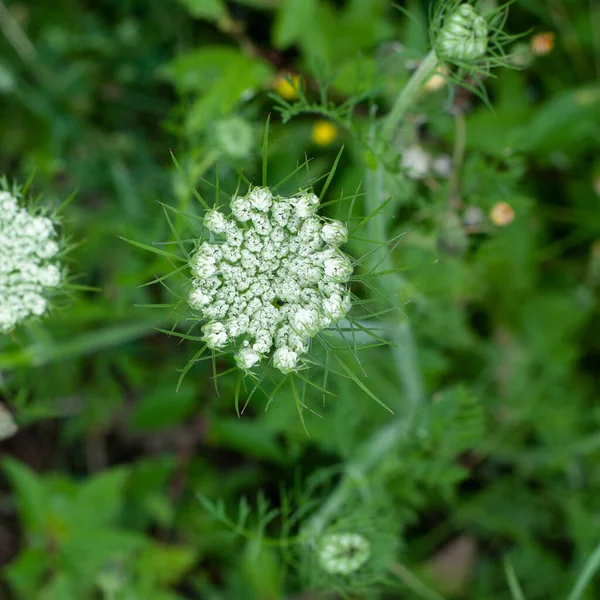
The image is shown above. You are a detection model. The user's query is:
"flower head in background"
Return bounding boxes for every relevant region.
[0,403,18,441]
[490,201,515,226]
[211,115,255,160]
[312,120,338,146]
[298,490,400,594]
[318,532,371,575]
[0,183,64,334]
[189,186,353,374]
[273,73,302,101]
[531,32,555,56]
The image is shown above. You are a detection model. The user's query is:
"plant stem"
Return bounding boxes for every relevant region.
[307,416,412,535]
[448,112,466,203]
[382,50,439,141]
[306,48,436,538]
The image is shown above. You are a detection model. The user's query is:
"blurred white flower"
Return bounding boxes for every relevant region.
[401,145,431,179]
[318,532,371,575]
[0,189,62,333]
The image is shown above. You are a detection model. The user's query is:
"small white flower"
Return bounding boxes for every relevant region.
[401,145,430,179]
[0,403,18,441]
[204,209,228,234]
[235,347,262,370]
[38,265,61,287]
[192,253,218,278]
[323,293,351,321]
[295,192,320,218]
[36,240,60,259]
[291,308,319,337]
[201,321,228,349]
[432,154,453,177]
[247,186,273,212]
[322,249,353,282]
[318,533,371,575]
[273,347,299,373]
[189,288,212,309]
[321,222,348,246]
[230,195,253,222]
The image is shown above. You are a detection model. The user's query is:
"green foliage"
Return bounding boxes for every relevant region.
[2,459,195,599]
[1,0,599,599]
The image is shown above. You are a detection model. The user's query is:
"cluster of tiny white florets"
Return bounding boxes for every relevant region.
[188,187,353,374]
[0,190,62,333]
[436,4,488,62]
[318,533,371,575]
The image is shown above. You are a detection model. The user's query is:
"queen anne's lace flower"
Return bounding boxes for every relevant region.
[0,190,62,333]
[188,187,353,374]
[318,533,371,575]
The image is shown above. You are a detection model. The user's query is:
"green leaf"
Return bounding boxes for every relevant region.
[177,0,227,21]
[74,467,129,527]
[136,543,197,588]
[130,381,198,431]
[163,47,274,131]
[163,47,242,92]
[208,418,287,463]
[2,458,47,534]
[186,55,274,132]
[61,528,145,578]
[3,547,48,599]
[513,85,600,158]
[566,540,600,600]
[273,0,317,49]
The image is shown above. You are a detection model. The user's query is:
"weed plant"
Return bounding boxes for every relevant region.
[0,0,599,599]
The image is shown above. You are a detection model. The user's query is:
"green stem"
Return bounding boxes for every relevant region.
[448,112,466,203]
[307,416,412,534]
[306,48,437,538]
[382,50,439,141]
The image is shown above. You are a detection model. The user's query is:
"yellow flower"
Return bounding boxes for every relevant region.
[531,32,555,56]
[312,120,337,146]
[273,73,302,100]
[490,202,515,226]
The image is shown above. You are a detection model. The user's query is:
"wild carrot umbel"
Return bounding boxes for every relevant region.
[0,179,66,334]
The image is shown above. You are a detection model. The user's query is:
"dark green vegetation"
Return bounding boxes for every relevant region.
[1,0,599,598]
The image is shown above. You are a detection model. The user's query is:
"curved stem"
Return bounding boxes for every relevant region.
[382,50,439,141]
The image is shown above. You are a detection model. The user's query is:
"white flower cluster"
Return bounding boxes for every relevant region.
[0,191,62,333]
[188,187,353,374]
[436,4,488,62]
[318,532,371,575]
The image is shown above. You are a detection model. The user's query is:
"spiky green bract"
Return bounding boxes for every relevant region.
[126,148,406,419]
[0,177,75,335]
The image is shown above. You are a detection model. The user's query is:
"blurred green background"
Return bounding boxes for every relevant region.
[1,0,600,598]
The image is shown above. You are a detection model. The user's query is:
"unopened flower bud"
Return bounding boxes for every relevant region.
[436,4,488,62]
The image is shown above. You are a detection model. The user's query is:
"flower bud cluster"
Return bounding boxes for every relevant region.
[318,532,371,575]
[0,190,62,333]
[188,187,353,374]
[436,3,488,62]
